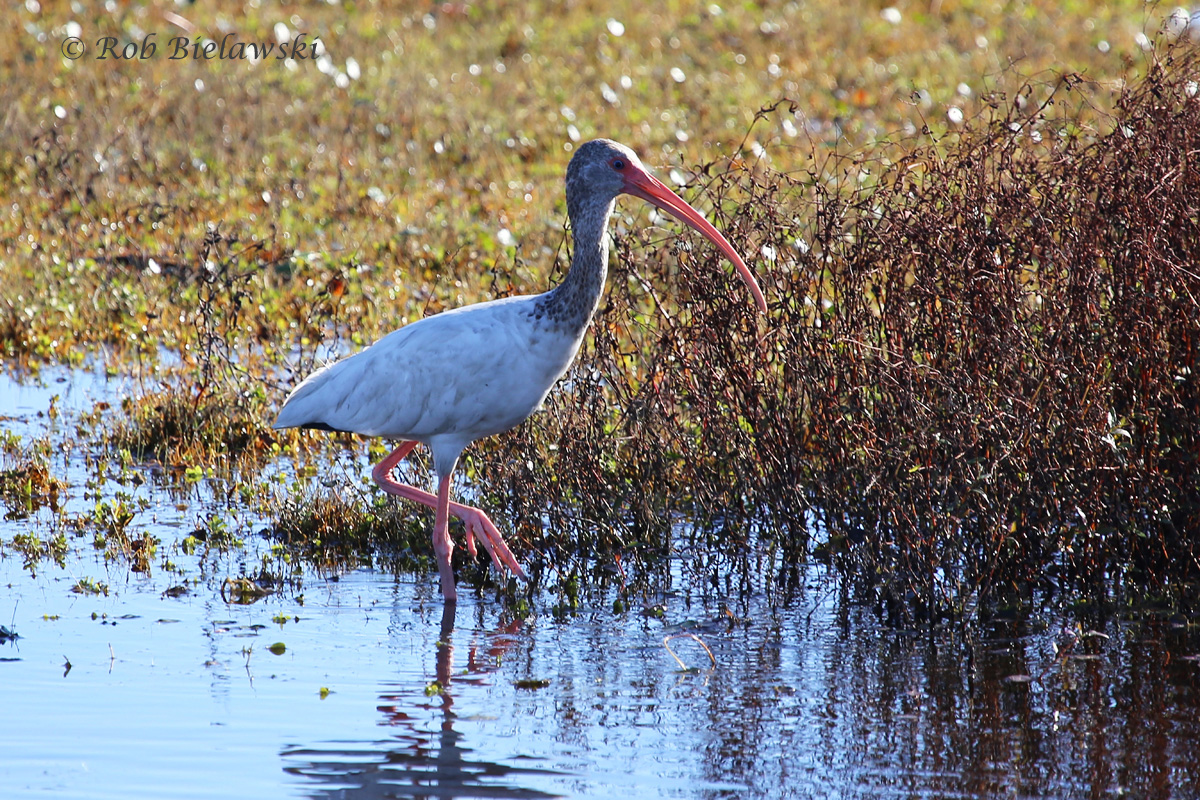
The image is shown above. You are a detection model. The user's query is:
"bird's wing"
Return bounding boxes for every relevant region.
[273,296,556,440]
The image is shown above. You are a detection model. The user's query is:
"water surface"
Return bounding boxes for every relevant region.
[2,367,1198,799]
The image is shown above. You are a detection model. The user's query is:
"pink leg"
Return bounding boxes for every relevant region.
[371,443,528,597]
[432,475,457,601]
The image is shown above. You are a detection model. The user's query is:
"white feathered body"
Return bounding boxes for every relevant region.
[273,294,584,474]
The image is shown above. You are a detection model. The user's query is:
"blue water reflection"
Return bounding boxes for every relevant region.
[1,366,1198,799]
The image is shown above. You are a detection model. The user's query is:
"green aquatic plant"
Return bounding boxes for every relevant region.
[71,577,109,596]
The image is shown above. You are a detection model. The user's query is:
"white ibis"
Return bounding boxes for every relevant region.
[273,139,766,601]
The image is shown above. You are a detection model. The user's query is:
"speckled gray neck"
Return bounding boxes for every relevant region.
[531,180,617,335]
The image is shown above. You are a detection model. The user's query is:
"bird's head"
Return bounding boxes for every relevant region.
[567,138,767,315]
[566,139,647,201]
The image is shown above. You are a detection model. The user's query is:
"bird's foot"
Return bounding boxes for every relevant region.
[453,503,529,582]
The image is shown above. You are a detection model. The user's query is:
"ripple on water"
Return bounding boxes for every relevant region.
[2,365,1199,799]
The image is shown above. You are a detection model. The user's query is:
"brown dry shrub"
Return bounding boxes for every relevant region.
[476,44,1200,617]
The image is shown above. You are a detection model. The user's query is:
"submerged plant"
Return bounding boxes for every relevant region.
[71,577,109,596]
[0,457,63,520]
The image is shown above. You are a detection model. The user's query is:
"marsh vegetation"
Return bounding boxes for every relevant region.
[3,4,1200,799]
[1,0,1197,618]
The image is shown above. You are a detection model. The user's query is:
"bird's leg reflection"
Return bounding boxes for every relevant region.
[376,602,523,727]
[284,606,545,798]
[434,601,457,703]
[360,604,534,796]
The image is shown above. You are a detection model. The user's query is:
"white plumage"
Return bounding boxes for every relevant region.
[275,297,575,474]
[274,139,765,601]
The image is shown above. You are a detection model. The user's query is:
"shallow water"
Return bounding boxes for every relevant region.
[2,367,1199,799]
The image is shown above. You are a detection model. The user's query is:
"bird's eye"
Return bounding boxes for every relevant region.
[611,158,626,170]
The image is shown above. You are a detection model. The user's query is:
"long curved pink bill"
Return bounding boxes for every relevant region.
[624,170,767,314]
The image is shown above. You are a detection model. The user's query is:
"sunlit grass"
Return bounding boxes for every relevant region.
[0,0,1170,363]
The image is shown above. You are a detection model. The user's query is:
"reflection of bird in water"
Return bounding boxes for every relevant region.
[282,605,559,797]
[380,604,522,723]
[274,139,765,601]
